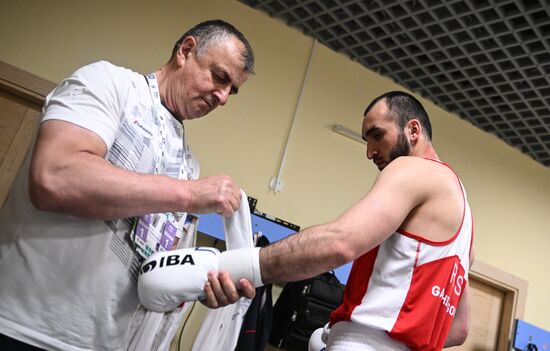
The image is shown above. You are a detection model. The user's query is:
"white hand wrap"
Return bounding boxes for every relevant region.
[219,247,263,288]
[137,247,220,312]
[322,322,330,344]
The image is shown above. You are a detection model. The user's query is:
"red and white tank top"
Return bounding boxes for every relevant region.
[330,161,473,351]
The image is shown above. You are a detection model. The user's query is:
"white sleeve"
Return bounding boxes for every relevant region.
[41,60,129,148]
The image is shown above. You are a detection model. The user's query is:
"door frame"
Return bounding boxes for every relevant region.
[0,61,56,206]
[0,61,55,101]
[470,259,528,350]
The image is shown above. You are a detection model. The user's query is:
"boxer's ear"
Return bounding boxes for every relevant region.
[407,119,422,144]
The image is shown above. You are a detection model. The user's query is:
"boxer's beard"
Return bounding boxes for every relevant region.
[388,129,411,162]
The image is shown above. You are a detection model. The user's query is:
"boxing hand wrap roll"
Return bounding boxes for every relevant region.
[137,247,220,312]
[321,322,330,344]
[218,247,263,288]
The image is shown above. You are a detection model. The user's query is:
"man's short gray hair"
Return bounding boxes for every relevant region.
[170,19,255,74]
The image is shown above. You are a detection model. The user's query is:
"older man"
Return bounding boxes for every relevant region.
[0,19,255,351]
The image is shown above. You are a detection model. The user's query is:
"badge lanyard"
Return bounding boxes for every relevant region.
[130,73,194,259]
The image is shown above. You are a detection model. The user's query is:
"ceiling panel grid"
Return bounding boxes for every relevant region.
[239,0,550,166]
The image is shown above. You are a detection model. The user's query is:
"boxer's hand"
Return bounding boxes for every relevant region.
[201,272,256,309]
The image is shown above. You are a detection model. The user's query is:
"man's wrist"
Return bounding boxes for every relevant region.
[219,247,263,287]
[175,178,193,212]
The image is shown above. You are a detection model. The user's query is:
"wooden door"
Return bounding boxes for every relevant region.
[0,61,55,207]
[0,89,41,206]
[453,277,504,350]
[457,260,527,351]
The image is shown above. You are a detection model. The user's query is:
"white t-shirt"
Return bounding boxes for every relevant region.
[0,61,198,351]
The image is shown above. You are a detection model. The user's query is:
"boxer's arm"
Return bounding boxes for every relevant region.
[202,157,435,306]
[444,283,470,347]
[445,251,474,347]
[259,157,426,283]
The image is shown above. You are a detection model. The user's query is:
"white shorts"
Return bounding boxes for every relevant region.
[326,322,410,351]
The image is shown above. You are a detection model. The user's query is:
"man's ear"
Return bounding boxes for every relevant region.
[176,36,197,63]
[408,119,422,143]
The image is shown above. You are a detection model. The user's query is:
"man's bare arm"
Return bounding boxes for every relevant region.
[29,120,241,219]
[259,157,427,283]
[444,283,470,347]
[445,249,475,347]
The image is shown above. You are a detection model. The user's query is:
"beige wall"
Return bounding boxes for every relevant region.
[2,0,549,330]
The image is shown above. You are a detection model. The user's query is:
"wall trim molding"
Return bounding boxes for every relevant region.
[0,61,55,104]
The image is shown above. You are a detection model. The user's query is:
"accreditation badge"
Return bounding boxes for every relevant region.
[130,212,195,259]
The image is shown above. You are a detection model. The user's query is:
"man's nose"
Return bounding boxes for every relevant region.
[366,144,376,159]
[215,86,231,106]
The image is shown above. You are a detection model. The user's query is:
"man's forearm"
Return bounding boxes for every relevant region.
[444,284,470,347]
[30,151,191,219]
[259,222,351,283]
